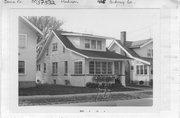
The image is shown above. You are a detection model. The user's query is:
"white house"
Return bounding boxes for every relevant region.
[18,16,43,88]
[108,32,153,86]
[36,30,131,87]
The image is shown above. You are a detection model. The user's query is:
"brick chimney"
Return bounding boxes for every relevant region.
[121,31,126,44]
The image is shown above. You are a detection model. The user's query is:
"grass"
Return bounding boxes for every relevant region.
[19,93,141,106]
[19,84,138,96]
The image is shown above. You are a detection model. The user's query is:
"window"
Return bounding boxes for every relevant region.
[131,66,134,70]
[52,62,58,74]
[52,43,57,51]
[74,61,82,74]
[85,39,90,48]
[140,65,143,74]
[19,34,27,48]
[19,61,25,74]
[91,40,96,49]
[144,65,147,74]
[63,46,65,53]
[37,64,41,71]
[46,49,48,56]
[89,61,95,74]
[43,63,46,73]
[151,68,153,74]
[97,41,102,50]
[95,62,101,74]
[89,61,112,75]
[65,61,68,74]
[102,62,107,74]
[107,62,112,74]
[136,65,140,74]
[114,62,119,74]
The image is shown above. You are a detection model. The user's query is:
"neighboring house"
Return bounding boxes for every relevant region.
[18,16,43,88]
[37,30,131,87]
[108,32,153,86]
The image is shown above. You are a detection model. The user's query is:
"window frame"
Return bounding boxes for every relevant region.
[64,61,68,74]
[43,63,46,73]
[18,61,25,75]
[85,39,90,49]
[97,40,102,50]
[19,34,27,48]
[144,65,147,75]
[52,43,58,51]
[52,62,58,75]
[74,61,83,75]
[91,40,96,49]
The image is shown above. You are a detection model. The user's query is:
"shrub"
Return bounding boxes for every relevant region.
[139,81,144,85]
[86,82,99,88]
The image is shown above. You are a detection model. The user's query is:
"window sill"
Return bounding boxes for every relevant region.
[19,73,26,76]
[71,74,85,76]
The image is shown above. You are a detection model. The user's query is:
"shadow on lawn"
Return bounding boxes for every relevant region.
[19,84,139,96]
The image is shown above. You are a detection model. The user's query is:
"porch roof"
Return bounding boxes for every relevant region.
[53,30,131,60]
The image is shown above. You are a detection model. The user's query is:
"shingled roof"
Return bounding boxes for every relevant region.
[115,39,153,64]
[125,39,152,48]
[53,30,131,60]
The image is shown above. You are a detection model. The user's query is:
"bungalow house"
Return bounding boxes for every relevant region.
[18,16,43,88]
[36,30,131,87]
[108,32,153,86]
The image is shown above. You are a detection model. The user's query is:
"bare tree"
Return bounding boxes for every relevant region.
[27,16,63,43]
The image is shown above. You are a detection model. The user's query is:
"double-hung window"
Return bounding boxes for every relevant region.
[97,41,102,50]
[136,65,140,74]
[19,34,27,48]
[144,65,147,74]
[95,62,101,74]
[52,62,58,75]
[19,61,25,74]
[43,63,46,73]
[140,65,144,74]
[89,61,95,74]
[85,39,90,49]
[65,61,68,74]
[107,62,112,74]
[91,40,96,49]
[102,62,107,74]
[52,43,57,51]
[74,61,82,74]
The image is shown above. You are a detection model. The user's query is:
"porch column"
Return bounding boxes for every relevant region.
[120,61,126,86]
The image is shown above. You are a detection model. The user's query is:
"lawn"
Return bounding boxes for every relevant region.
[19,84,138,96]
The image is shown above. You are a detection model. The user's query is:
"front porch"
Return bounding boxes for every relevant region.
[83,58,128,87]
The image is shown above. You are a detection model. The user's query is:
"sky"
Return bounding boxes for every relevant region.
[53,9,160,45]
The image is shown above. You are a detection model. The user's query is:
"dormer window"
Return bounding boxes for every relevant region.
[85,39,90,48]
[97,41,102,50]
[91,40,96,49]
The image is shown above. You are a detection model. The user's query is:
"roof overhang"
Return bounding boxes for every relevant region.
[20,16,43,36]
[61,33,113,39]
[108,39,151,65]
[140,39,153,48]
[87,57,132,61]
